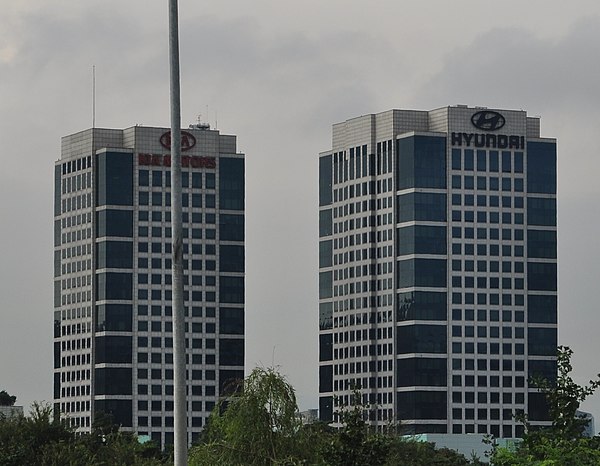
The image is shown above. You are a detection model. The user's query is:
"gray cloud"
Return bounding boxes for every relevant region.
[416,18,600,419]
[2,2,600,423]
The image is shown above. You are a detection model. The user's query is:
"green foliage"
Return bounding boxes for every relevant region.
[190,366,308,465]
[0,402,169,466]
[316,391,391,466]
[0,390,17,406]
[191,370,477,466]
[490,346,600,465]
[317,395,473,466]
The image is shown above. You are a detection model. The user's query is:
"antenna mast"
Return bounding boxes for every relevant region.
[92,65,96,128]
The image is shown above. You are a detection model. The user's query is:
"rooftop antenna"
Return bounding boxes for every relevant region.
[215,110,218,130]
[92,65,96,128]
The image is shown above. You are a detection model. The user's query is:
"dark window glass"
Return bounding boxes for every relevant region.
[397,193,447,222]
[527,230,557,259]
[96,151,133,206]
[219,276,244,303]
[220,214,244,241]
[220,158,245,210]
[528,328,557,356]
[397,325,446,354]
[452,149,461,170]
[219,338,244,366]
[529,360,557,386]
[96,304,132,332]
[527,197,557,226]
[319,240,332,268]
[319,365,333,393]
[397,358,447,386]
[95,336,132,364]
[96,241,133,269]
[397,259,446,288]
[96,272,132,300]
[397,136,446,189]
[319,209,332,237]
[527,262,557,291]
[397,292,447,321]
[397,225,446,256]
[94,400,132,427]
[396,391,447,420]
[139,170,149,186]
[502,151,511,172]
[95,368,132,395]
[489,151,499,172]
[477,150,486,171]
[219,308,244,335]
[464,150,474,171]
[219,245,245,272]
[152,171,162,187]
[319,155,332,206]
[97,210,133,237]
[527,141,556,194]
[514,152,524,173]
[319,271,332,299]
[528,295,557,324]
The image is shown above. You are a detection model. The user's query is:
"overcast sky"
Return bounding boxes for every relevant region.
[2,0,600,426]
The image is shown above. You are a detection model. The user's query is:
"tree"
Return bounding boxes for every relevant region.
[318,391,474,466]
[0,402,169,465]
[0,390,16,406]
[190,370,478,466]
[491,346,600,465]
[190,367,309,465]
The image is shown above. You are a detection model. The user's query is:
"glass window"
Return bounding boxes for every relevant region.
[502,151,511,172]
[464,150,474,171]
[452,149,461,170]
[477,150,486,171]
[489,151,499,172]
[220,158,244,209]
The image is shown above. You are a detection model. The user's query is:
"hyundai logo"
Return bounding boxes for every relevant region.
[471,111,505,131]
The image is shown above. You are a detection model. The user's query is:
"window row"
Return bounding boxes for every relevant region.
[451,175,523,191]
[138,192,216,208]
[138,170,215,189]
[62,156,92,175]
[451,325,525,339]
[451,149,523,173]
[138,211,216,224]
[452,342,525,356]
[451,194,524,209]
[138,226,216,239]
[451,293,526,308]
[452,276,525,289]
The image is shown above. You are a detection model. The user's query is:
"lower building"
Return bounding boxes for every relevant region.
[318,106,557,437]
[54,124,245,446]
[0,406,24,419]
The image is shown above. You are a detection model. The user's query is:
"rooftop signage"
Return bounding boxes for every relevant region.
[159,131,196,151]
[471,110,505,131]
[452,109,523,149]
[138,153,216,169]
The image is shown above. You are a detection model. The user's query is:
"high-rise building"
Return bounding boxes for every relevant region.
[54,124,245,446]
[318,106,557,438]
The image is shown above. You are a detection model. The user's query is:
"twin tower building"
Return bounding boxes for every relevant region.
[55,105,557,446]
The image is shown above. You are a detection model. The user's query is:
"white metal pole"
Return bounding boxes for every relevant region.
[168,0,187,464]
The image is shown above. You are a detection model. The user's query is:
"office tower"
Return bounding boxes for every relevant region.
[54,124,245,446]
[318,106,557,438]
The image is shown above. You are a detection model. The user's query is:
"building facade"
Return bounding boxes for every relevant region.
[54,124,245,446]
[318,106,557,437]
